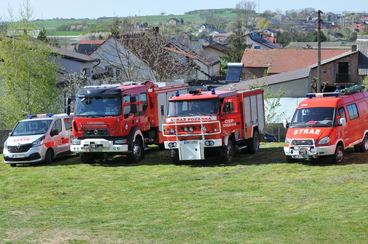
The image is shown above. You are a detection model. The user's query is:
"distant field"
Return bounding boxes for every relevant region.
[32,9,240,36]
[1,143,367,243]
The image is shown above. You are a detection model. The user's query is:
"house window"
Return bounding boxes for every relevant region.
[338,62,349,74]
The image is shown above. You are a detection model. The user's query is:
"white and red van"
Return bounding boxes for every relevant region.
[284,86,368,163]
[3,114,72,167]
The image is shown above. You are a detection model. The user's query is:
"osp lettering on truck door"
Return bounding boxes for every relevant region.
[223,119,236,127]
[293,129,321,135]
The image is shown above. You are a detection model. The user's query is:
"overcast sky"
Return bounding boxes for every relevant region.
[0,0,367,20]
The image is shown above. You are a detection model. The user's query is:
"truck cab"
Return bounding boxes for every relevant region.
[284,88,368,163]
[163,88,265,163]
[71,82,187,163]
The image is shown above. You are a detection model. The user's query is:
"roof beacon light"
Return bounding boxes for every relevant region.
[175,90,180,97]
[211,88,216,95]
[306,92,340,98]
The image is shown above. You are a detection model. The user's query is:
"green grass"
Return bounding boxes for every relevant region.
[1,143,368,243]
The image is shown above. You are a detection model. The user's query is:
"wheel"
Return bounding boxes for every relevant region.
[221,140,234,164]
[354,135,368,152]
[285,156,296,163]
[128,137,144,163]
[170,149,180,164]
[80,153,94,163]
[248,130,260,154]
[331,144,344,164]
[10,164,16,167]
[44,149,54,164]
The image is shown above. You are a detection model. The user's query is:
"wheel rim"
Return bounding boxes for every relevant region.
[255,133,259,151]
[133,142,142,160]
[336,147,344,163]
[364,138,368,151]
[226,143,233,161]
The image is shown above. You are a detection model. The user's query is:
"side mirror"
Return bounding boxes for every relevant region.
[8,132,12,136]
[283,119,289,129]
[338,118,347,127]
[50,129,59,137]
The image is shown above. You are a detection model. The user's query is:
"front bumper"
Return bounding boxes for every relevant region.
[3,145,46,164]
[165,139,222,161]
[284,144,336,159]
[71,138,128,153]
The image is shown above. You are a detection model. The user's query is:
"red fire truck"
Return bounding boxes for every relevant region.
[162,88,265,163]
[71,81,187,163]
[284,86,368,163]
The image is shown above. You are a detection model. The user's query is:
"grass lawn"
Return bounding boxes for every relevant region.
[1,143,368,243]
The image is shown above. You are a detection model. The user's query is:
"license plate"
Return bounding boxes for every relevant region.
[12,154,26,158]
[184,141,198,144]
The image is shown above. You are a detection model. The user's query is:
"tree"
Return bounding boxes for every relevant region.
[235,0,257,29]
[221,20,246,65]
[37,27,48,42]
[257,17,271,30]
[0,1,59,128]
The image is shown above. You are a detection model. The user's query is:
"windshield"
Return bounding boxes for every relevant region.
[290,107,335,128]
[76,96,122,117]
[12,119,52,136]
[168,99,219,116]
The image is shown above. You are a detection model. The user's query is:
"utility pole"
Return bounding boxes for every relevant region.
[317,10,323,93]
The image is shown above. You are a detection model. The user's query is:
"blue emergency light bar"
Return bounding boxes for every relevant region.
[27,113,54,119]
[306,92,340,98]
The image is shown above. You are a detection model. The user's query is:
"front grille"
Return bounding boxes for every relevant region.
[4,153,41,162]
[84,129,109,137]
[7,144,33,153]
[292,140,314,146]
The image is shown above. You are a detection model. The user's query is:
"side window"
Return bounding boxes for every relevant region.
[64,118,72,131]
[338,107,346,119]
[139,93,148,113]
[52,119,62,133]
[223,101,235,114]
[123,95,131,118]
[130,95,139,116]
[347,104,359,120]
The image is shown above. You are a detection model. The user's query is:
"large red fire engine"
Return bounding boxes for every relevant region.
[71,81,187,163]
[162,88,265,163]
[284,85,368,163]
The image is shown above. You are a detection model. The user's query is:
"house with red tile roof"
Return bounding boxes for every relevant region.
[241,48,356,79]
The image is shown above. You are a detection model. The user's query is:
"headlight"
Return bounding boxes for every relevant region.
[72,139,81,145]
[285,137,291,144]
[183,127,188,132]
[189,127,194,132]
[4,141,7,149]
[318,136,330,145]
[32,136,45,146]
[169,128,175,135]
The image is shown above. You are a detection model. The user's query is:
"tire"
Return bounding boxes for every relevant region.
[10,164,16,167]
[248,130,260,154]
[331,144,344,164]
[80,153,93,164]
[170,149,180,164]
[354,135,368,152]
[285,156,295,163]
[128,137,144,163]
[221,140,234,164]
[44,149,54,164]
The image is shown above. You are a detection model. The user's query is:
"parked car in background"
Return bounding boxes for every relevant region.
[3,114,72,167]
[263,133,278,142]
